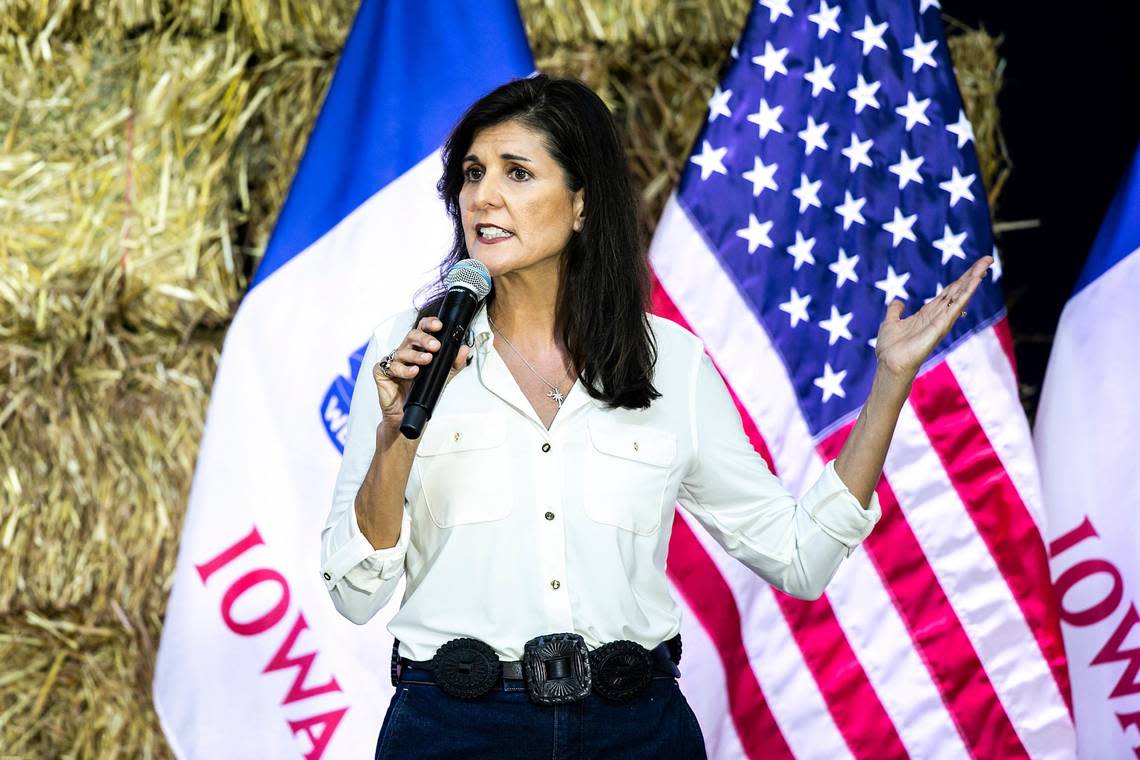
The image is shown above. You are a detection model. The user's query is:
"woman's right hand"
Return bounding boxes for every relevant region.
[373,316,472,433]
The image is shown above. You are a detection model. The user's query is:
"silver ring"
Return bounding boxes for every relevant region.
[378,350,396,378]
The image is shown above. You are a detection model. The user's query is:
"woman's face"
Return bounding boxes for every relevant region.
[459,119,585,279]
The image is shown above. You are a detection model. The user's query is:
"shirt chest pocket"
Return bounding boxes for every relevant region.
[414,413,513,528]
[583,416,677,535]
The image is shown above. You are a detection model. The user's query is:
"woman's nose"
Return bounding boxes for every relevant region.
[473,173,503,208]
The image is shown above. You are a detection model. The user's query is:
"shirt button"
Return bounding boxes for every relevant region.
[322,572,331,581]
[550,579,561,590]
[541,442,551,453]
[545,511,555,521]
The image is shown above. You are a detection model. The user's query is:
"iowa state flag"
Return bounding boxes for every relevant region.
[1035,144,1140,759]
[152,2,532,757]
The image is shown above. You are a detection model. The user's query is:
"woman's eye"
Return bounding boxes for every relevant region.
[509,167,530,181]
[464,166,483,181]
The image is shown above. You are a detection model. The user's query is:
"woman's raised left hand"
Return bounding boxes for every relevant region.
[874,255,994,380]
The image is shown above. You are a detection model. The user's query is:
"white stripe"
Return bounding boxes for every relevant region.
[825,549,970,759]
[683,511,853,760]
[887,403,1075,758]
[944,328,1047,531]
[670,587,750,760]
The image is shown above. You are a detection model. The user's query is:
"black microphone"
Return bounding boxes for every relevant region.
[400,259,492,439]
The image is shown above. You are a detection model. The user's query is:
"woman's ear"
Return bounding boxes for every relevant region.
[572,188,585,232]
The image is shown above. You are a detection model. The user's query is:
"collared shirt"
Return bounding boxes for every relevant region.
[320,302,882,661]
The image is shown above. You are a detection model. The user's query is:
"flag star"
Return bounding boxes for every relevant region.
[991,245,1003,281]
[834,191,866,230]
[747,98,785,138]
[932,224,968,265]
[808,0,841,38]
[920,0,941,12]
[731,41,739,59]
[889,149,924,189]
[690,140,728,180]
[760,0,794,22]
[902,33,939,72]
[819,305,854,345]
[741,155,779,197]
[786,230,817,270]
[875,264,912,303]
[829,247,860,288]
[736,213,774,253]
[707,86,733,122]
[852,15,889,55]
[946,109,975,148]
[792,173,823,213]
[924,282,945,305]
[797,116,830,155]
[841,133,874,172]
[779,287,812,327]
[895,91,932,130]
[847,74,881,114]
[814,362,848,402]
[752,42,790,81]
[939,166,976,207]
[882,207,918,247]
[804,57,836,97]
[868,337,878,349]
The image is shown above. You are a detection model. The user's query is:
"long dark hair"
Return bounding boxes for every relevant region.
[413,74,661,410]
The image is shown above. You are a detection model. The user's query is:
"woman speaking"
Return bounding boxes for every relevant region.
[320,74,992,758]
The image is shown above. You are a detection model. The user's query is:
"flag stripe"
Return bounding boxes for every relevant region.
[886,397,1072,758]
[819,431,1028,759]
[910,363,1072,710]
[945,327,1047,534]
[773,592,909,758]
[814,523,975,759]
[667,514,795,759]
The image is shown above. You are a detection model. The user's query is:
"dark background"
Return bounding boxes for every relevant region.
[946,1,1140,422]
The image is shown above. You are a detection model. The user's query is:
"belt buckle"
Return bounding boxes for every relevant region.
[522,632,592,705]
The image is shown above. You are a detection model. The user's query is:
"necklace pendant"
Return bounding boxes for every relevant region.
[548,387,565,408]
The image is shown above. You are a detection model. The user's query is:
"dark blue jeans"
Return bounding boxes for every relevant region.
[375,664,707,759]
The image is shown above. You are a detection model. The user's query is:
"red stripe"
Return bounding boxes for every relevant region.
[818,430,1029,759]
[653,276,908,758]
[910,362,1073,712]
[992,317,1018,380]
[668,517,794,759]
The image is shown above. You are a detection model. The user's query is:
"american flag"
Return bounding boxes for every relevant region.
[649,1,1076,757]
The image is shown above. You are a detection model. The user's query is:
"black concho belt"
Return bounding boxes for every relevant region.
[391,632,682,705]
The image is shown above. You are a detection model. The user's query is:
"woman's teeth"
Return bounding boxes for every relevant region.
[478,227,512,239]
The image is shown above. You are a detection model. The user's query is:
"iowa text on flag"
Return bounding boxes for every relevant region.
[650,0,1076,757]
[1035,144,1140,759]
[151,2,532,757]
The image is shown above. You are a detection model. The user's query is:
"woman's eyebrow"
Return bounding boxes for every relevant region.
[463,152,533,163]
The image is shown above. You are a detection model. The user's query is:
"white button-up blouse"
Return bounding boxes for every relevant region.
[321,302,882,662]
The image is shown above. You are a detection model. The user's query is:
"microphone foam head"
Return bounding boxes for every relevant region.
[445,259,492,300]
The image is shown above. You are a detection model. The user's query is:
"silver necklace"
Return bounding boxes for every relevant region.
[488,315,573,408]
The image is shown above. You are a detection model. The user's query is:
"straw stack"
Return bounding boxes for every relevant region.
[0,1,1005,756]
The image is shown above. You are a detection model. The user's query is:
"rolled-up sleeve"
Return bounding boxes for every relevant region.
[675,346,881,600]
[320,312,414,624]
